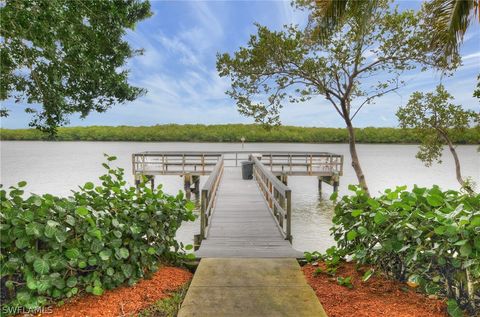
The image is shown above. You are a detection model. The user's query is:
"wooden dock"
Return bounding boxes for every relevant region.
[132,151,343,255]
[133,151,337,315]
[196,167,303,258]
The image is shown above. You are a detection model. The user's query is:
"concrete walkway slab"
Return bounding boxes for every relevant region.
[178,258,327,317]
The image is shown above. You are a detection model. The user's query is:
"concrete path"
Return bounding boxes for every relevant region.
[178,258,327,317]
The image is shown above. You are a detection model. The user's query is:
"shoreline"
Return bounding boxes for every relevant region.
[1,124,478,144]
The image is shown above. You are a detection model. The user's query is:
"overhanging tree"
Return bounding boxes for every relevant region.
[0,0,152,135]
[217,0,454,195]
[305,0,479,63]
[397,84,479,193]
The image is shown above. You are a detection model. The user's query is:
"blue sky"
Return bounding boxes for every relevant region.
[2,0,479,129]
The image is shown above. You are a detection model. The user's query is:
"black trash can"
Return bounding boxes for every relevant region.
[241,161,254,180]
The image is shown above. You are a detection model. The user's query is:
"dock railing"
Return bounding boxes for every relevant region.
[251,156,292,242]
[132,151,343,177]
[200,155,225,240]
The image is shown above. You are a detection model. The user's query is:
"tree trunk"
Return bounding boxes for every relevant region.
[345,118,370,196]
[440,131,472,193]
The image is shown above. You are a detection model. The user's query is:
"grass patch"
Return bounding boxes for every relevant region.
[136,283,190,317]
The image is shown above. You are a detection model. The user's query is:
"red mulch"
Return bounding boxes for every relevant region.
[302,262,448,317]
[44,267,192,317]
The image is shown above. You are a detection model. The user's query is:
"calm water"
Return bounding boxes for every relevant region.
[1,141,478,252]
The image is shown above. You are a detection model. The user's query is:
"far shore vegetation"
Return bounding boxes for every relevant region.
[1,124,478,144]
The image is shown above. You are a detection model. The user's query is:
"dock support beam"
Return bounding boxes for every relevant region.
[192,175,200,194]
[318,172,339,195]
[183,173,192,200]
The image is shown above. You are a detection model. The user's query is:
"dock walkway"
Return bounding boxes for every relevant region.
[132,152,338,316]
[195,167,303,258]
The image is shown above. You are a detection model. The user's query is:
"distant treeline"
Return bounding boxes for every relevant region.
[1,124,479,144]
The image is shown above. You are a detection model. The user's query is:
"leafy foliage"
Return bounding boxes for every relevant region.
[217,0,457,195]
[300,0,477,66]
[0,0,152,135]
[423,0,479,63]
[336,276,353,289]
[1,125,478,144]
[397,84,479,191]
[397,85,478,166]
[0,155,195,313]
[331,185,480,315]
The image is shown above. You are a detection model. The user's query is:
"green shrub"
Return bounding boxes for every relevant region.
[1,124,478,144]
[0,155,195,314]
[331,185,480,315]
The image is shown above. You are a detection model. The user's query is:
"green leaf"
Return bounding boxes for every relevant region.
[44,224,56,238]
[99,249,112,261]
[88,257,97,266]
[121,264,133,278]
[185,201,195,211]
[26,275,37,290]
[15,237,30,249]
[357,226,368,235]
[84,182,94,190]
[65,248,80,260]
[367,198,380,209]
[33,258,50,274]
[47,220,59,227]
[78,261,87,269]
[426,195,443,207]
[55,230,67,243]
[446,299,463,317]
[16,291,31,304]
[25,222,42,236]
[65,215,76,226]
[92,285,104,296]
[118,247,129,259]
[329,191,338,201]
[454,239,468,246]
[459,243,472,257]
[434,226,446,235]
[18,181,27,187]
[351,209,363,217]
[66,277,78,288]
[362,269,374,282]
[25,249,37,263]
[374,212,387,225]
[107,268,115,276]
[76,206,89,217]
[474,237,480,250]
[147,247,156,255]
[51,275,65,290]
[347,230,358,241]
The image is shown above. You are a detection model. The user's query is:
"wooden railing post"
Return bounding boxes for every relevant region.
[200,189,207,240]
[286,190,292,242]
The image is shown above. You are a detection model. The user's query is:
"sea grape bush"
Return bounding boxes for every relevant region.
[0,155,195,313]
[331,185,480,315]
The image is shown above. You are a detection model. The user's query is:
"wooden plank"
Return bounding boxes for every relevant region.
[196,167,303,258]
